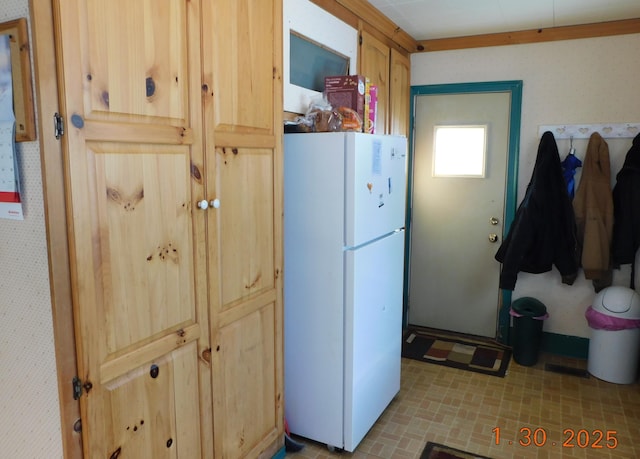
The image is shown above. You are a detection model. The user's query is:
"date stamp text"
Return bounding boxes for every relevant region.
[492,427,618,449]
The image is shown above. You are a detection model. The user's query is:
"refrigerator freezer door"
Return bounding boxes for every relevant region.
[345,133,407,247]
[343,230,404,451]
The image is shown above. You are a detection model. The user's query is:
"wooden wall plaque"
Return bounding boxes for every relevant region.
[1,18,36,142]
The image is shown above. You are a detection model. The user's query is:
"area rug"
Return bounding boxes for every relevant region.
[402,328,511,377]
[420,441,492,459]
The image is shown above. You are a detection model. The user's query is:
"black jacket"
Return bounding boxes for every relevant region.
[612,133,640,269]
[495,131,579,290]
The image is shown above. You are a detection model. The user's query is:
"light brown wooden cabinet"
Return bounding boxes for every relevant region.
[38,0,283,458]
[201,1,284,457]
[389,48,411,138]
[359,30,390,134]
[306,0,413,136]
[359,30,410,136]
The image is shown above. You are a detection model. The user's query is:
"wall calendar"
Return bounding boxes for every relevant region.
[0,33,22,220]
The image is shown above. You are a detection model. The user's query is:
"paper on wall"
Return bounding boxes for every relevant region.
[0,34,23,220]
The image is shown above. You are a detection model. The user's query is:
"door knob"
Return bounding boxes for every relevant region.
[198,199,220,210]
[489,233,499,243]
[490,217,499,225]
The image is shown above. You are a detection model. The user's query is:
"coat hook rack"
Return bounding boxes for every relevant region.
[538,123,640,140]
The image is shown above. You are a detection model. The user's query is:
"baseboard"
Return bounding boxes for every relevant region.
[271,446,286,459]
[508,327,589,359]
[542,331,589,359]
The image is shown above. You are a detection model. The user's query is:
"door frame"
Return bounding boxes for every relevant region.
[30,1,83,458]
[403,80,523,344]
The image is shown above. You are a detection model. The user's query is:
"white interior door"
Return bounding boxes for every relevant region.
[408,91,511,337]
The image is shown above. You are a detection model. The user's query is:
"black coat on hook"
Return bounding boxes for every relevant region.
[612,133,640,282]
[495,131,579,290]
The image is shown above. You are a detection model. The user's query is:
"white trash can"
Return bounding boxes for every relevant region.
[585,286,640,384]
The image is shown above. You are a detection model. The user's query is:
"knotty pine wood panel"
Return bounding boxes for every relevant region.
[360,30,390,134]
[90,144,196,355]
[103,343,202,458]
[212,146,276,309]
[389,48,410,137]
[203,0,276,137]
[212,303,279,459]
[54,1,212,457]
[82,0,189,124]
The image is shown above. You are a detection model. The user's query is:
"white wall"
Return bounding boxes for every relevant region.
[0,1,63,457]
[411,33,640,338]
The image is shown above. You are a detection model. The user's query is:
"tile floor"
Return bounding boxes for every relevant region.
[286,350,640,459]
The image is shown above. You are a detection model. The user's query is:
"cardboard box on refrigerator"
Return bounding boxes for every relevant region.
[324,75,367,131]
[365,83,377,134]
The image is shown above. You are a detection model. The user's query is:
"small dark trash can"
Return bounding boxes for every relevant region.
[510,297,548,366]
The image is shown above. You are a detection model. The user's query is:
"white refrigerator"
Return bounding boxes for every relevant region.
[284,132,407,452]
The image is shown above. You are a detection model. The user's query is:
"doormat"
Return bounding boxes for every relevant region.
[402,328,511,377]
[420,441,492,459]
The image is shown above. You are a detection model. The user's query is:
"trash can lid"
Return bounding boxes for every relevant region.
[511,297,547,318]
[591,286,640,319]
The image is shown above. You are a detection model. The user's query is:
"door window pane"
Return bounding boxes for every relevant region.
[433,125,487,177]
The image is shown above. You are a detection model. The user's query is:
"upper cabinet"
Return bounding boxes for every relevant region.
[359,30,390,134]
[203,0,279,142]
[389,49,411,137]
[359,30,411,137]
[307,0,415,136]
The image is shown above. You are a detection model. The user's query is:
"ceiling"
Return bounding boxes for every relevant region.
[367,0,640,41]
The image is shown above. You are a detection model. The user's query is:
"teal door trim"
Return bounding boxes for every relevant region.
[403,80,523,344]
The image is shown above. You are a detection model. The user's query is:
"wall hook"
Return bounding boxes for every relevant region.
[569,136,576,155]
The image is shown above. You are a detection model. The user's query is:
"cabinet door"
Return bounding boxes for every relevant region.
[209,145,282,459]
[54,1,212,458]
[202,1,284,458]
[203,0,276,142]
[360,30,390,134]
[389,49,411,137]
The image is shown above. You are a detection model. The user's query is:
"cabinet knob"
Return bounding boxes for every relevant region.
[197,199,220,210]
